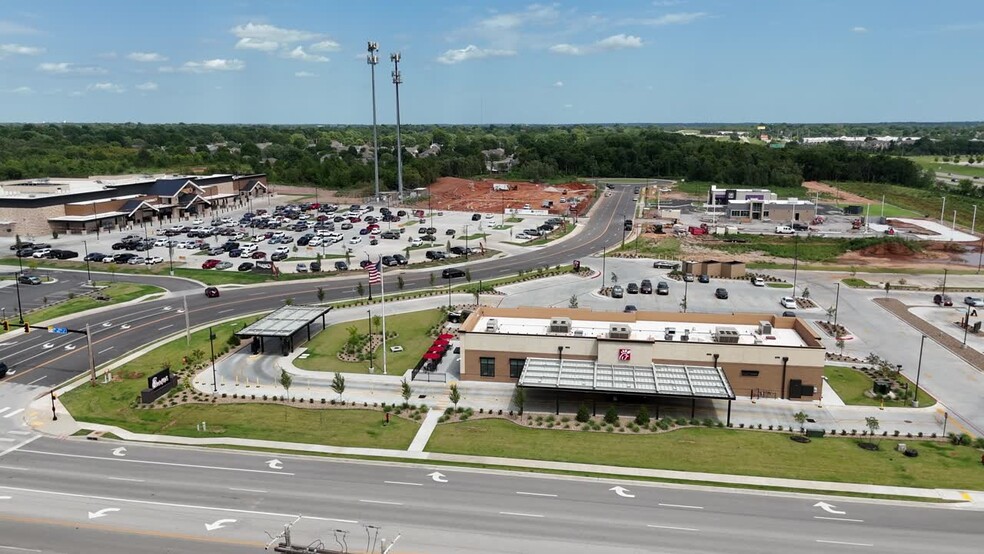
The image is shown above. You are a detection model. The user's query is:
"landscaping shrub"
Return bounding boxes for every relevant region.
[635,406,650,426]
[603,406,619,425]
[575,404,590,423]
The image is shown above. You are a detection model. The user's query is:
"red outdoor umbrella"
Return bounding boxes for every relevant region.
[438,334,454,340]
[432,339,450,346]
[427,346,445,354]
[423,352,441,360]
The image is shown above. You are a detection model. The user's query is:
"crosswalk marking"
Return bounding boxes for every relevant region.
[3,408,24,419]
[0,408,10,415]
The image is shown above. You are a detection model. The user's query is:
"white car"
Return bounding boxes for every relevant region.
[191,218,204,225]
[775,225,794,235]
[752,277,765,287]
[154,239,169,247]
[308,237,323,247]
[145,256,163,264]
[780,296,797,309]
[484,213,494,220]
[128,256,146,265]
[274,246,290,254]
[349,236,363,245]
[514,233,530,240]
[409,237,422,247]
[369,228,382,235]
[31,248,51,258]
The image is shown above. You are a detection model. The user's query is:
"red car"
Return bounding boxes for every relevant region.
[201,259,220,269]
[251,251,267,259]
[366,223,380,231]
[204,286,220,298]
[348,216,362,223]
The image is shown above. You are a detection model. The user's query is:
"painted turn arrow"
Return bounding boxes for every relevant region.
[814,501,846,515]
[205,518,237,531]
[427,471,448,483]
[87,508,120,519]
[266,459,283,470]
[112,447,127,457]
[610,486,635,498]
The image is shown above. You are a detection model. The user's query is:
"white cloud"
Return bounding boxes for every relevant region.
[436,44,516,64]
[285,46,328,63]
[4,86,33,94]
[563,103,573,109]
[135,81,158,91]
[231,22,320,44]
[37,62,108,75]
[294,71,316,78]
[176,58,246,73]
[0,43,44,56]
[550,34,643,56]
[851,26,868,33]
[637,12,707,26]
[235,37,279,51]
[652,0,685,6]
[310,40,340,52]
[87,82,124,93]
[127,51,168,62]
[553,80,564,88]
[0,20,39,35]
[478,4,559,32]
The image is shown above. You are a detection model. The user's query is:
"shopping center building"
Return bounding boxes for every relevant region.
[459,306,827,403]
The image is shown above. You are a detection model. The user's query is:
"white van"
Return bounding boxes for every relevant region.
[775,225,794,235]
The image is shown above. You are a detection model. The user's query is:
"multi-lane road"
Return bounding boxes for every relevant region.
[0,437,979,553]
[0,186,635,389]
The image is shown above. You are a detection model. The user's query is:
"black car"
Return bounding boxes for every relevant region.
[698,274,710,283]
[421,234,436,242]
[297,236,311,246]
[627,282,639,294]
[624,304,638,313]
[228,248,242,258]
[18,275,41,285]
[640,279,653,294]
[84,252,106,262]
[334,261,349,271]
[381,231,400,240]
[270,251,288,262]
[449,246,466,255]
[50,249,79,260]
[656,281,670,295]
[309,261,321,272]
[393,254,408,265]
[442,268,466,279]
[16,248,34,257]
[425,250,445,260]
[471,213,481,221]
[111,242,129,250]
[792,222,809,231]
[445,229,456,236]
[715,288,729,299]
[204,286,220,298]
[652,260,678,269]
[113,253,137,263]
[237,262,254,272]
[10,242,33,251]
[781,310,796,317]
[381,256,397,267]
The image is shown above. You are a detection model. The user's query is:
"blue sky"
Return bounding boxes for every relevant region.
[0,0,981,124]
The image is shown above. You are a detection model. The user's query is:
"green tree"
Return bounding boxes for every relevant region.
[604,405,619,425]
[864,416,880,445]
[793,410,808,431]
[401,379,412,406]
[465,268,472,282]
[356,282,365,297]
[635,406,650,426]
[512,387,526,416]
[316,287,325,303]
[284,297,294,306]
[836,337,846,354]
[429,272,436,287]
[610,272,618,284]
[568,294,579,308]
[576,404,590,423]
[397,275,405,290]
[372,314,382,329]
[331,372,346,401]
[279,368,293,420]
[449,383,461,410]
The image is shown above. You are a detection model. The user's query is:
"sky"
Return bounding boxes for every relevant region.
[0,0,982,125]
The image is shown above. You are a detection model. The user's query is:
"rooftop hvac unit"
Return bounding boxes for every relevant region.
[680,330,690,342]
[714,327,740,344]
[758,321,773,335]
[609,324,631,340]
[573,329,584,337]
[485,318,499,333]
[549,317,572,334]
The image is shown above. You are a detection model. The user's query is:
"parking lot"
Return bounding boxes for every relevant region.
[3,195,571,275]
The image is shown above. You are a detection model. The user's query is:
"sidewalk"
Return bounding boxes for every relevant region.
[23,395,984,506]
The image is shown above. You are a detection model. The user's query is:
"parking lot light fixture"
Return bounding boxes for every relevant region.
[82,240,92,285]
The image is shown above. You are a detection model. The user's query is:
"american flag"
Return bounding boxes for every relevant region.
[366,259,381,284]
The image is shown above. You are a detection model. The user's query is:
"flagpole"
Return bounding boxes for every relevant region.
[380,257,388,375]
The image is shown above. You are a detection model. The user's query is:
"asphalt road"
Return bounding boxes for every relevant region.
[0,437,979,554]
[0,185,635,389]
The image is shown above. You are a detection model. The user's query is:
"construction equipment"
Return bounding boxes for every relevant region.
[851,218,863,230]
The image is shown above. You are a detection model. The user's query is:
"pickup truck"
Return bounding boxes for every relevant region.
[775,225,794,234]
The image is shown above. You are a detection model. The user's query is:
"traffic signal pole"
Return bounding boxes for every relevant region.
[86,323,96,384]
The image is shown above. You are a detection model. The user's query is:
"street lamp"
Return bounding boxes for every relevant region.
[775,356,789,399]
[446,273,453,310]
[792,234,799,298]
[209,327,217,393]
[913,334,926,407]
[464,224,469,261]
[367,310,375,372]
[682,275,689,313]
[167,243,174,276]
[82,240,92,285]
[13,269,24,324]
[368,42,381,200]
[706,352,720,369]
[833,282,841,329]
[940,196,946,225]
[941,268,948,297]
[391,52,404,202]
[558,345,570,367]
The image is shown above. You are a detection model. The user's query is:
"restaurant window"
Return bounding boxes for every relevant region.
[480,357,495,377]
[509,358,525,379]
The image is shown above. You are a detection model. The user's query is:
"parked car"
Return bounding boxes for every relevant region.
[145,256,164,265]
[382,256,398,267]
[251,251,267,259]
[682,273,695,282]
[204,286,220,298]
[752,277,765,287]
[214,261,232,270]
[296,263,308,272]
[656,281,670,295]
[933,294,953,306]
[334,261,348,271]
[202,259,221,269]
[781,310,796,317]
[237,262,254,272]
[17,275,41,285]
[84,252,106,262]
[639,280,653,294]
[623,305,638,313]
[471,213,481,221]
[627,282,639,294]
[271,251,287,262]
[964,296,984,308]
[653,260,677,269]
[715,287,729,299]
[611,285,624,298]
[698,274,710,283]
[349,236,362,245]
[309,261,321,272]
[780,296,797,309]
[393,254,408,265]
[445,229,456,236]
[425,250,445,260]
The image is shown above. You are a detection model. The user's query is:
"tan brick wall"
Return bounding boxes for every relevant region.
[0,204,66,237]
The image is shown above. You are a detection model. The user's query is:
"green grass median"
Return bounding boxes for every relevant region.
[13,282,164,328]
[427,419,979,489]
[60,316,419,450]
[824,366,936,408]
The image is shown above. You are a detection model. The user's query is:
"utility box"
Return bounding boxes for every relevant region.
[805,427,825,438]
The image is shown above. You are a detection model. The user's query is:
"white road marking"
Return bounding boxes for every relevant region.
[358,500,403,506]
[17,449,295,476]
[515,491,558,498]
[658,503,704,510]
[2,409,24,419]
[814,516,865,523]
[6,431,30,436]
[0,545,43,552]
[384,481,422,487]
[228,487,267,494]
[25,375,47,385]
[107,477,145,483]
[0,408,9,415]
[499,511,544,518]
[0,466,28,471]
[0,485,355,524]
[217,309,234,314]
[98,346,115,354]
[0,438,13,443]
[816,539,873,547]
[647,524,698,532]
[157,324,174,331]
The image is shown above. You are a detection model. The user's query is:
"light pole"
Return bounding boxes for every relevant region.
[391,52,404,202]
[82,240,92,285]
[972,204,978,236]
[92,201,99,239]
[978,236,983,274]
[446,274,452,310]
[167,243,174,276]
[941,268,948,297]
[682,276,689,313]
[209,326,217,393]
[13,270,24,324]
[367,310,374,372]
[913,334,925,407]
[368,42,381,201]
[619,212,626,249]
[600,246,607,293]
[706,352,719,369]
[951,209,957,241]
[558,345,569,368]
[792,234,799,298]
[833,282,841,329]
[940,196,946,225]
[464,224,469,260]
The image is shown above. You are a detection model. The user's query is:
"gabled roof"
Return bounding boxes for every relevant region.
[177,193,210,209]
[120,199,159,216]
[242,179,268,192]
[146,178,205,198]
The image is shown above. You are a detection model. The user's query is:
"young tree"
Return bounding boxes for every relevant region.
[825,306,836,323]
[284,297,294,306]
[568,294,579,308]
[801,287,810,299]
[331,372,346,401]
[635,406,650,426]
[397,275,405,290]
[836,337,846,354]
[316,286,325,303]
[356,282,365,297]
[864,416,880,445]
[793,410,808,431]
[465,268,472,282]
[449,383,461,410]
[279,368,293,420]
[401,379,412,407]
[372,314,382,329]
[429,272,436,287]
[512,386,526,416]
[604,405,619,425]
[610,272,618,284]
[575,404,590,423]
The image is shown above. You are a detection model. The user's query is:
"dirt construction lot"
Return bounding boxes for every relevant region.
[424,177,596,216]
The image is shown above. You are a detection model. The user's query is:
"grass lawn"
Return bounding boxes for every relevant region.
[909,156,984,178]
[833,181,980,231]
[705,234,921,263]
[294,309,446,374]
[21,282,163,324]
[60,316,418,449]
[842,278,873,287]
[505,217,524,223]
[427,420,977,489]
[614,237,681,258]
[824,366,936,408]
[766,282,793,289]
